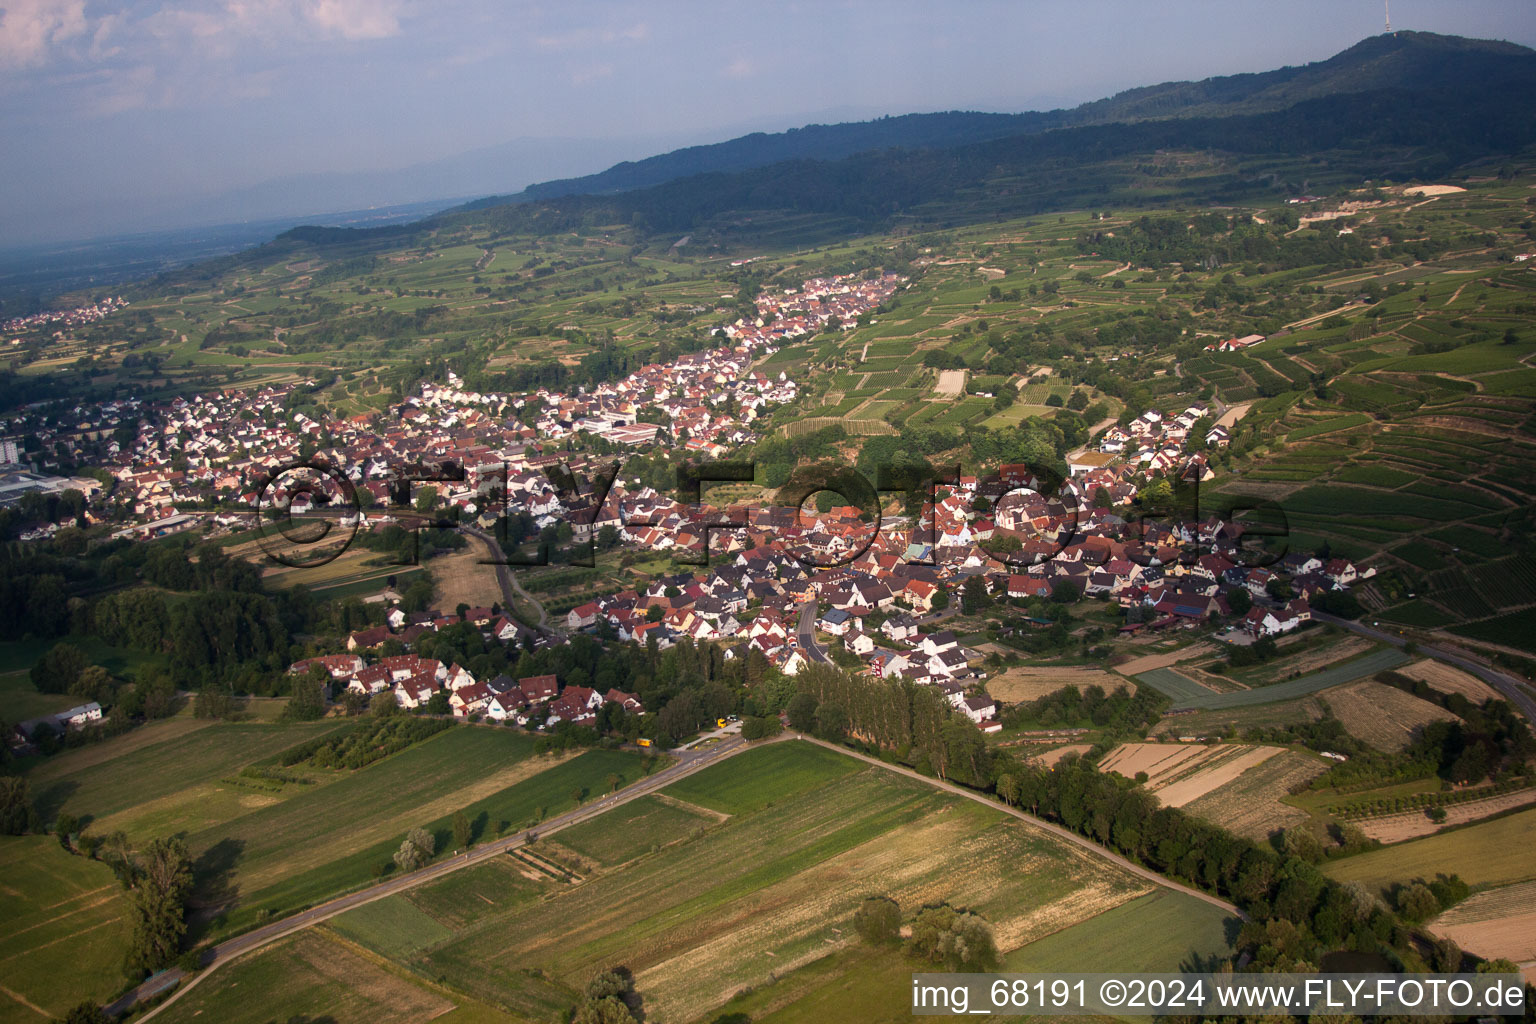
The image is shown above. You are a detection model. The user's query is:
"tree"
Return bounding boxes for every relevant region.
[282,667,327,721]
[394,839,424,872]
[1227,587,1253,616]
[1396,882,1438,923]
[786,692,819,732]
[905,903,997,971]
[453,810,472,851]
[573,968,638,1024]
[813,702,848,740]
[0,777,39,835]
[125,837,193,975]
[854,896,901,947]
[53,1003,111,1024]
[31,642,87,695]
[425,690,451,715]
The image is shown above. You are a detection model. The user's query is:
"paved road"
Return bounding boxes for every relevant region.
[794,736,1246,920]
[109,733,750,1019]
[796,600,830,663]
[1312,611,1536,727]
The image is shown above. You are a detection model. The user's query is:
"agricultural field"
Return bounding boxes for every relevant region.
[986,665,1132,704]
[1395,658,1501,702]
[0,837,131,1024]
[1350,788,1536,844]
[153,930,518,1024]
[1429,880,1536,984]
[20,716,645,942]
[1179,749,1328,842]
[335,741,1162,1024]
[1143,649,1411,711]
[1322,679,1460,752]
[24,717,344,828]
[1324,807,1536,894]
[1099,742,1286,808]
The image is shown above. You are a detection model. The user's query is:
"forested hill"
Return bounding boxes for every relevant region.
[457,31,1533,212]
[269,31,1536,254]
[469,112,1062,207]
[1065,30,1534,124]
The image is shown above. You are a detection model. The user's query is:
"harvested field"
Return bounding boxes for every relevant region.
[1355,787,1536,843]
[1430,880,1536,970]
[428,542,505,613]
[1326,680,1460,752]
[986,666,1133,704]
[934,369,966,395]
[1032,743,1093,768]
[1398,658,1500,702]
[1181,750,1327,842]
[1100,742,1286,808]
[1113,643,1212,676]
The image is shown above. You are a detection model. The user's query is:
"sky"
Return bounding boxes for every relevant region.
[2,0,1534,243]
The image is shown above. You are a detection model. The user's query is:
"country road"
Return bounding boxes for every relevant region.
[110,731,751,1020]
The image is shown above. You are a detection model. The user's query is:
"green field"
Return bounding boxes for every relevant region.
[25,717,345,828]
[1154,648,1410,710]
[0,837,131,1024]
[1005,889,1238,972]
[334,741,1155,1024]
[153,930,518,1024]
[550,794,717,866]
[661,739,860,814]
[1323,807,1536,894]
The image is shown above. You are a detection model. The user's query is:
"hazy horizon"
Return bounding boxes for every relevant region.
[3,0,1535,245]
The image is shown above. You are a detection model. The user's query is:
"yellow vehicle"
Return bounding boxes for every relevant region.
[636,738,652,747]
[716,718,728,729]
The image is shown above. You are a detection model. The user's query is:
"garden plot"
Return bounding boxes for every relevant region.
[1325,680,1460,752]
[1100,742,1285,808]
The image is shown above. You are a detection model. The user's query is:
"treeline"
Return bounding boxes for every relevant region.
[1001,684,1166,731]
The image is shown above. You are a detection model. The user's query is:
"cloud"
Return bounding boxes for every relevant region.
[569,60,612,85]
[536,21,648,52]
[722,56,754,79]
[0,0,89,68]
[302,0,403,40]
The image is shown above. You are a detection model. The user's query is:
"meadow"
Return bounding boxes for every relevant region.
[0,837,131,1024]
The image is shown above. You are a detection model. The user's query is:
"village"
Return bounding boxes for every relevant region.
[1,268,1372,737]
